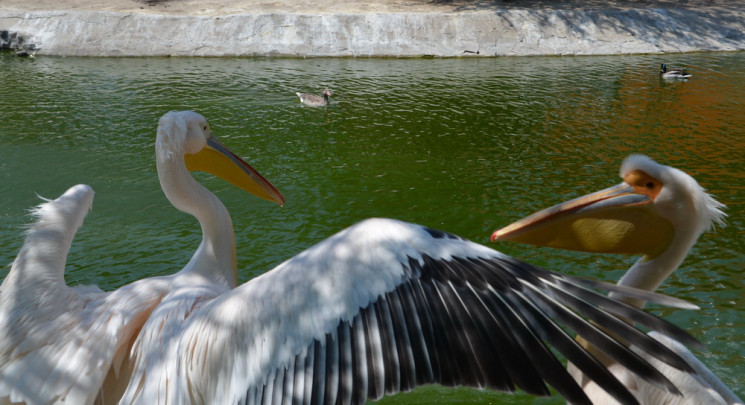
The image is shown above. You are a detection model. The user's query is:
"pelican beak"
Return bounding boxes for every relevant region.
[491,183,674,258]
[184,134,285,206]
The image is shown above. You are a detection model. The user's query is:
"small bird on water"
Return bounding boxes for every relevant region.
[297,88,332,106]
[660,64,692,79]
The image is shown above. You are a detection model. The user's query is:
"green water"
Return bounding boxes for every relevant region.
[1,52,743,403]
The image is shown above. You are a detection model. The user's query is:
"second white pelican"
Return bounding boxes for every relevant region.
[0,115,711,405]
[492,154,742,404]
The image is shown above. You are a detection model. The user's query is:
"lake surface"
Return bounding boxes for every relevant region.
[1,52,743,403]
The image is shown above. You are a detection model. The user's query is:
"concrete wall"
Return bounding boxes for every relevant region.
[1,7,743,57]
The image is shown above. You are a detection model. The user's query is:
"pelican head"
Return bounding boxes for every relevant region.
[156,111,284,206]
[492,155,725,260]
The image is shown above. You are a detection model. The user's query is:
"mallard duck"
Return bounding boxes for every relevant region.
[296,88,331,106]
[660,64,692,79]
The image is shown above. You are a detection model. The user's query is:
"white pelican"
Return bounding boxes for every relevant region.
[0,114,708,405]
[0,111,284,405]
[492,154,742,405]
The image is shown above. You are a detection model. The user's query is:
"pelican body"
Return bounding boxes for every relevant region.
[493,154,741,405]
[0,119,715,405]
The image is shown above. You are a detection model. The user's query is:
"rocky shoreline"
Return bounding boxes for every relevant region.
[1,1,744,57]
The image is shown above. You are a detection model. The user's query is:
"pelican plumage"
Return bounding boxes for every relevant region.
[0,111,284,405]
[0,116,711,405]
[492,154,742,404]
[0,184,171,404]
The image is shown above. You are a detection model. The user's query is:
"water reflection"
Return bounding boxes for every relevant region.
[0,52,743,403]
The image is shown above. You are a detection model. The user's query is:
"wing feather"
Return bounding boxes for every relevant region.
[374,297,400,394]
[506,284,635,403]
[309,340,326,405]
[302,343,315,405]
[350,314,368,405]
[273,358,285,405]
[175,218,699,405]
[397,280,434,387]
[361,303,385,399]
[0,185,170,405]
[283,347,295,405]
[323,330,339,405]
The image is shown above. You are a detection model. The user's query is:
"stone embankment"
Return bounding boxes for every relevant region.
[1,1,744,57]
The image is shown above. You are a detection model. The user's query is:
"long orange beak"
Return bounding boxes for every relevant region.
[184,134,285,206]
[492,183,674,258]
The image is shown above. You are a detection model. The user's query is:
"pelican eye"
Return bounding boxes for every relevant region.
[624,169,662,200]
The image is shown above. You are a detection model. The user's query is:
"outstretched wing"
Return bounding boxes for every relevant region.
[0,185,169,405]
[0,185,100,404]
[175,218,699,405]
